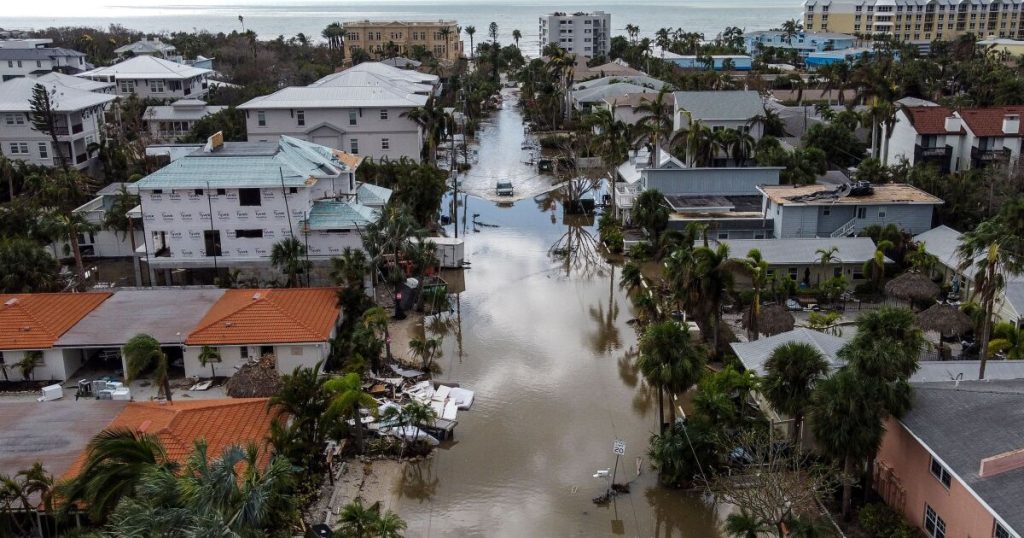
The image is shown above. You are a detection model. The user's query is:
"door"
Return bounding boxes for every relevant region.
[203,230,222,256]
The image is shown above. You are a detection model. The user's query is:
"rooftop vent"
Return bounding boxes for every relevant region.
[4,298,18,306]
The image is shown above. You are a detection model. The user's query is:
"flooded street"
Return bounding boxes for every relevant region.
[388,92,723,536]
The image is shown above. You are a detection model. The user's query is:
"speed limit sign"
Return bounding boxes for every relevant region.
[613,439,626,456]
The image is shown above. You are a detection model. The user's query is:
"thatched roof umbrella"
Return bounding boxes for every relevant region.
[226,355,283,398]
[743,304,796,338]
[916,303,973,359]
[884,272,940,306]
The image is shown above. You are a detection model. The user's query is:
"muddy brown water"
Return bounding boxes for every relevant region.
[388,91,723,537]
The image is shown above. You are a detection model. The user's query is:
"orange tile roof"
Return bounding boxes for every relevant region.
[185,288,340,345]
[0,293,111,350]
[960,106,1024,137]
[903,106,958,135]
[64,399,277,479]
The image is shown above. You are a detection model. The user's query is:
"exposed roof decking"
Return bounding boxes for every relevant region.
[761,183,943,206]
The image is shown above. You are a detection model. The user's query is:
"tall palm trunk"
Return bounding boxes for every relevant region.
[353,404,365,453]
[67,212,87,290]
[656,386,665,433]
[980,293,995,380]
[791,412,803,448]
[841,455,855,520]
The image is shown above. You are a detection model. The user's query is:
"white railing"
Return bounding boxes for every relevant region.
[830,217,857,238]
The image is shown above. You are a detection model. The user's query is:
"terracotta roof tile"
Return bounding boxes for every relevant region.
[960,106,1024,137]
[903,106,958,135]
[63,399,277,479]
[185,288,339,345]
[0,293,111,350]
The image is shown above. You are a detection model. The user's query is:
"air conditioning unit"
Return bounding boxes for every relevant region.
[38,384,63,402]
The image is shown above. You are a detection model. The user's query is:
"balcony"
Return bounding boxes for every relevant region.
[53,123,84,136]
[971,146,1010,164]
[915,144,952,173]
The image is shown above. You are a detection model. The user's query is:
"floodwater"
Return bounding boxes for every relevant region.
[390,91,723,536]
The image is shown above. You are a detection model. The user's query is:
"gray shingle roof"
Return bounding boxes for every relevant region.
[705,237,884,265]
[900,380,1024,535]
[673,90,764,121]
[730,328,849,376]
[913,225,964,270]
[0,47,84,60]
[574,83,660,104]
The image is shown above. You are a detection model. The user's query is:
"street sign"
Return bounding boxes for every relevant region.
[613,439,626,456]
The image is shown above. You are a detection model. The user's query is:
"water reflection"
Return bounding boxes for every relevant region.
[395,460,440,504]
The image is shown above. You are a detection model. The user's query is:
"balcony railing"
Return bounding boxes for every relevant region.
[915,144,951,158]
[972,146,1010,162]
[53,123,84,136]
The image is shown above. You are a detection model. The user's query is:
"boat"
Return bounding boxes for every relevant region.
[496,181,514,196]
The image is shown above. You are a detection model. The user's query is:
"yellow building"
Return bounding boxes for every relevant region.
[343,20,464,63]
[803,0,1024,43]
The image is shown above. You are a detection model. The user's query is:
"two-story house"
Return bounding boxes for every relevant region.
[114,38,182,62]
[0,77,114,169]
[0,46,89,81]
[759,182,943,239]
[144,99,227,142]
[239,62,431,161]
[133,134,390,285]
[76,55,211,101]
[32,71,116,95]
[885,105,1024,172]
[674,90,765,139]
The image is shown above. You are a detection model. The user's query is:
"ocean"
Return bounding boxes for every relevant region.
[4,0,802,57]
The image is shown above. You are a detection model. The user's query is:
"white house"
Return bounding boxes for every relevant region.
[51,183,145,263]
[0,77,114,170]
[133,134,389,284]
[181,287,341,378]
[885,105,1024,173]
[31,71,116,95]
[539,11,611,58]
[239,62,432,161]
[144,99,227,142]
[0,46,88,81]
[77,55,212,101]
[114,38,181,61]
[0,292,111,382]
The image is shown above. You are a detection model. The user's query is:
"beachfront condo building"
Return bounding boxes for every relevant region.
[342,20,464,63]
[803,0,1024,42]
[539,11,611,58]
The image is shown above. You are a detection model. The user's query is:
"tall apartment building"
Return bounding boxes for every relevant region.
[539,11,611,58]
[342,20,463,63]
[803,0,1024,42]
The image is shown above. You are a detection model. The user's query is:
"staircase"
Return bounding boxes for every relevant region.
[830,217,857,238]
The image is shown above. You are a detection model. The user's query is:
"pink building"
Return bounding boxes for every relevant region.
[875,381,1024,538]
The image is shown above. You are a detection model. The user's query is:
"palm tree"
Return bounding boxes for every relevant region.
[409,336,442,371]
[373,510,408,537]
[465,26,476,59]
[761,342,829,447]
[814,246,840,286]
[123,333,172,403]
[270,237,309,288]
[633,87,676,168]
[338,498,381,537]
[625,24,640,44]
[512,29,522,49]
[619,261,644,294]
[382,400,437,455]
[637,321,706,432]
[439,26,452,58]
[488,22,499,44]
[198,345,220,378]
[809,369,884,520]
[57,428,171,523]
[737,249,770,340]
[862,240,891,292]
[402,95,450,165]
[724,509,771,538]
[324,372,377,453]
[631,189,669,241]
[26,167,94,289]
[330,247,369,289]
[989,322,1024,360]
[691,243,734,355]
[361,306,393,369]
[586,107,631,216]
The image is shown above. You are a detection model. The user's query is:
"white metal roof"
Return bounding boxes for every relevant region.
[0,77,114,112]
[77,55,210,80]
[144,103,226,121]
[239,84,427,110]
[32,71,114,92]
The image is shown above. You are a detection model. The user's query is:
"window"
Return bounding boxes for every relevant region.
[349,111,357,125]
[350,138,359,154]
[930,458,953,488]
[260,345,274,356]
[5,113,24,125]
[36,60,41,68]
[717,233,729,239]
[289,187,298,194]
[193,188,204,196]
[290,346,303,356]
[149,80,165,93]
[823,207,831,216]
[216,188,226,196]
[296,110,305,126]
[9,142,28,155]
[788,267,798,281]
[995,522,1012,538]
[381,137,390,150]
[924,505,946,538]
[380,109,389,120]
[878,208,887,218]
[857,207,867,219]
[204,229,222,256]
[257,111,266,127]
[833,267,842,278]
[238,188,262,207]
[240,346,249,360]
[235,229,263,238]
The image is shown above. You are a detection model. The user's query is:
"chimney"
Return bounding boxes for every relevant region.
[944,116,961,133]
[979,447,1024,478]
[1003,114,1020,136]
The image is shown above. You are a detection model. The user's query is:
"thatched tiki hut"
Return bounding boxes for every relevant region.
[916,303,973,360]
[743,304,796,339]
[226,354,283,398]
[885,272,940,308]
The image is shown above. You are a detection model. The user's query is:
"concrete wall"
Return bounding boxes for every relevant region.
[643,167,780,196]
[876,417,1007,538]
[539,12,611,57]
[182,342,331,378]
[0,348,81,381]
[245,106,423,161]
